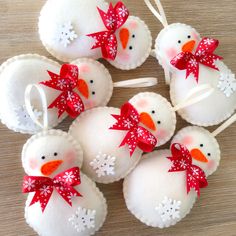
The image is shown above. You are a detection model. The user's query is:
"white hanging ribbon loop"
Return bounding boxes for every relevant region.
[25,84,49,131]
[113,77,158,88]
[212,113,236,137]
[173,84,214,112]
[144,0,168,28]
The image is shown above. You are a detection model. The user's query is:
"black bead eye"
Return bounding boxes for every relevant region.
[157,121,161,124]
[178,40,181,44]
[207,153,211,156]
[129,46,133,50]
[200,144,204,147]
[41,156,45,160]
[151,110,155,114]
[90,80,94,84]
[54,152,58,156]
[187,35,191,39]
[92,91,95,95]
[132,34,135,38]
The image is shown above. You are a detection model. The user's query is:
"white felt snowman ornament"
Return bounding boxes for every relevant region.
[0,54,156,134]
[145,0,236,126]
[124,114,236,228]
[22,85,107,236]
[39,0,152,70]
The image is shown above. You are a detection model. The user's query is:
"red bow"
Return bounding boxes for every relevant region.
[110,103,157,156]
[168,143,208,197]
[170,38,223,82]
[23,167,82,212]
[40,64,86,118]
[87,2,129,60]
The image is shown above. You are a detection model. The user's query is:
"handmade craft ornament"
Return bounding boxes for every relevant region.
[39,0,152,70]
[22,85,107,236]
[0,54,156,134]
[123,112,236,228]
[145,0,236,126]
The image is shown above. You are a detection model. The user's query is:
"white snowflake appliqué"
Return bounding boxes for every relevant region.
[63,171,75,183]
[155,197,181,222]
[54,22,78,47]
[218,67,236,97]
[69,207,96,233]
[90,152,116,177]
[23,178,35,191]
[15,105,42,130]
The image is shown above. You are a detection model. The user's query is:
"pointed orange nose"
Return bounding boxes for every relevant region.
[140,112,156,131]
[77,79,89,99]
[182,40,196,52]
[190,149,208,163]
[41,160,63,176]
[119,28,130,49]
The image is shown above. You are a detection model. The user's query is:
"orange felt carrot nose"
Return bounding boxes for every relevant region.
[190,149,208,163]
[182,40,196,52]
[41,160,63,176]
[140,112,156,131]
[77,79,89,99]
[119,28,130,49]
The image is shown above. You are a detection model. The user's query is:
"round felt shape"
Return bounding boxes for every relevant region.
[69,107,142,184]
[25,172,107,236]
[123,150,197,228]
[22,129,83,177]
[109,16,152,70]
[70,58,113,109]
[38,0,108,62]
[171,126,221,177]
[0,54,66,134]
[129,92,176,147]
[170,62,236,126]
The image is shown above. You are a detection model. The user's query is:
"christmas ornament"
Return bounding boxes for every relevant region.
[145,0,236,126]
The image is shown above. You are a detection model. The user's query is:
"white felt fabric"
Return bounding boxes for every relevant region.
[69,107,142,184]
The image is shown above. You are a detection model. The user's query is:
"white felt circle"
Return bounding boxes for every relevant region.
[129,92,176,147]
[123,150,197,228]
[25,173,107,236]
[22,129,83,177]
[38,0,108,62]
[109,16,152,70]
[171,126,221,177]
[69,107,142,184]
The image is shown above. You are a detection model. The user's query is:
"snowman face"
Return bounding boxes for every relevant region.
[71,58,113,110]
[109,16,152,70]
[172,126,221,176]
[156,23,201,69]
[129,92,176,147]
[22,130,83,177]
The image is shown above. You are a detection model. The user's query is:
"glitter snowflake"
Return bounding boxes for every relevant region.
[69,207,96,232]
[218,67,236,97]
[15,105,42,130]
[90,152,116,177]
[155,197,181,222]
[54,22,78,47]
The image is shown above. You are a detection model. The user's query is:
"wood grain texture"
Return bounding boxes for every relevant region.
[0,0,236,235]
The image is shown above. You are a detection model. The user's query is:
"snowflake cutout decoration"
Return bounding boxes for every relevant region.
[155,197,181,222]
[90,152,116,177]
[218,67,236,97]
[15,105,42,130]
[69,207,96,233]
[54,22,78,47]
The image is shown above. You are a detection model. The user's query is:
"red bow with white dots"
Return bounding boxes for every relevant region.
[110,103,157,156]
[87,1,129,60]
[23,167,82,212]
[170,38,223,82]
[40,64,85,118]
[168,143,208,197]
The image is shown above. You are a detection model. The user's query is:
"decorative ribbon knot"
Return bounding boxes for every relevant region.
[170,37,223,82]
[88,1,129,60]
[109,103,157,156]
[23,167,82,212]
[40,64,86,118]
[168,143,208,197]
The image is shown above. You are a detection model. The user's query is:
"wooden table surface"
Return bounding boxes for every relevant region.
[0,0,236,235]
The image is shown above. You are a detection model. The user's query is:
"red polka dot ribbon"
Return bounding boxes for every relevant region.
[22,167,82,212]
[109,103,157,157]
[168,143,208,197]
[170,38,223,82]
[87,1,129,60]
[40,64,85,118]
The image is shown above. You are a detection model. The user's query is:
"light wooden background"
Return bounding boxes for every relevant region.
[0,0,236,235]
